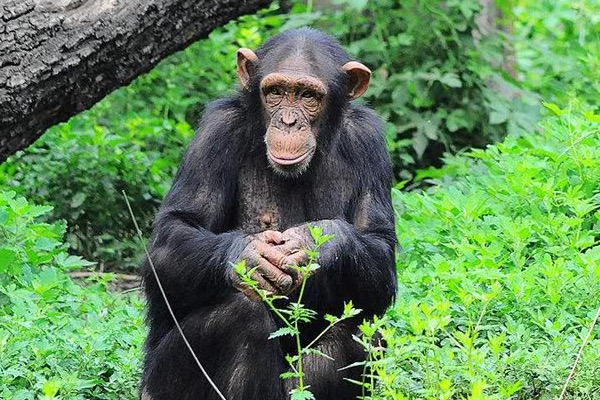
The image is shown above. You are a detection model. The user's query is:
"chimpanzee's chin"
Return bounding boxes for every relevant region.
[270,158,312,177]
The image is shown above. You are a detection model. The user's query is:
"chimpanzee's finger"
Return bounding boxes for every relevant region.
[255,257,293,292]
[261,247,300,282]
[256,242,295,281]
[281,228,308,243]
[273,239,305,257]
[258,242,288,268]
[281,251,308,271]
[250,269,277,294]
[277,252,308,287]
[259,230,284,245]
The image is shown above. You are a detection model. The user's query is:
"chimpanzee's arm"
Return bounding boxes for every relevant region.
[304,198,396,319]
[142,100,246,324]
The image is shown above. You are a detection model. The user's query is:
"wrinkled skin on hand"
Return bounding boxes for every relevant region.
[233,228,312,301]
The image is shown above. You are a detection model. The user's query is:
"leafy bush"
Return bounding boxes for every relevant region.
[514,0,600,105]
[0,191,144,399]
[0,113,193,271]
[362,104,600,399]
[1,1,597,272]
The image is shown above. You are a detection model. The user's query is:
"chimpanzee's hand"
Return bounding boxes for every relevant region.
[232,230,296,300]
[270,226,313,283]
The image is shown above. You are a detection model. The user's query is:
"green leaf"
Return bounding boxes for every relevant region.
[304,348,334,360]
[0,248,17,272]
[342,301,362,319]
[280,371,300,380]
[268,327,297,339]
[543,102,565,116]
[290,388,315,400]
[308,225,323,242]
[333,0,368,11]
[55,254,96,269]
[70,192,87,208]
[446,109,470,132]
[490,109,509,125]
[324,314,339,324]
[0,209,9,225]
[42,380,61,397]
[11,389,34,400]
[28,205,53,218]
[412,131,429,159]
[34,237,60,251]
[439,73,462,88]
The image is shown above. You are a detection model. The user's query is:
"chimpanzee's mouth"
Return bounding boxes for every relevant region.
[268,151,310,166]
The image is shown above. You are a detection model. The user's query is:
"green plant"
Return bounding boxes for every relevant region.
[514,0,600,106]
[0,114,193,271]
[359,102,600,399]
[0,191,145,399]
[234,226,361,400]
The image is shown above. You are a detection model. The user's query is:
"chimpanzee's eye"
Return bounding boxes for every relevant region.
[267,87,283,96]
[301,90,316,99]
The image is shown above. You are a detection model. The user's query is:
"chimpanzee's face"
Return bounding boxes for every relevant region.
[235,47,371,177]
[259,72,326,175]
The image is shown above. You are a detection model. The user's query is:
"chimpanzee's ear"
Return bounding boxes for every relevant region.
[342,61,371,100]
[236,48,258,90]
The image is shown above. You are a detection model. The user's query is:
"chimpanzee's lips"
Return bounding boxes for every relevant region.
[268,151,310,166]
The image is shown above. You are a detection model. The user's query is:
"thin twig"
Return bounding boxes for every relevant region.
[120,286,142,295]
[305,319,341,351]
[69,271,140,281]
[559,129,599,158]
[558,302,600,400]
[122,191,227,400]
[474,301,488,332]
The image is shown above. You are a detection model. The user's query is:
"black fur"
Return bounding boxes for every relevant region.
[141,28,397,400]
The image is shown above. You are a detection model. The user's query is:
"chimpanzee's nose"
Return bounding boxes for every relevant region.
[281,108,297,127]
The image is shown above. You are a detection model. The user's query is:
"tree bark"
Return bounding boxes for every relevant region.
[0,0,271,162]
[474,0,517,79]
[472,0,523,101]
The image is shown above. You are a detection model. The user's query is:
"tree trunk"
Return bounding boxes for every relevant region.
[474,0,517,79]
[0,0,271,162]
[473,0,522,101]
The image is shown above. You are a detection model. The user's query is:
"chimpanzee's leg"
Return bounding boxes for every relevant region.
[284,322,366,400]
[141,293,286,400]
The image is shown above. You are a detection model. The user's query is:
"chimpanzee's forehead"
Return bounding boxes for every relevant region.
[257,39,346,84]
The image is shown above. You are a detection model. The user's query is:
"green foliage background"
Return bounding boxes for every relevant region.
[369,104,600,399]
[0,192,144,400]
[1,0,599,399]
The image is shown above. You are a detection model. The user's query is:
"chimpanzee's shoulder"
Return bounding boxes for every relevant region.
[200,97,245,127]
[337,105,393,185]
[341,105,387,154]
[344,106,384,134]
[184,96,247,163]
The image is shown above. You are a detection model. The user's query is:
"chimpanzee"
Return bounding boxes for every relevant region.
[140,28,397,400]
